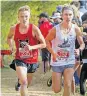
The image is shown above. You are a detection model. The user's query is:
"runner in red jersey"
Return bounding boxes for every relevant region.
[14,23,38,63]
[7,5,46,96]
[38,12,53,73]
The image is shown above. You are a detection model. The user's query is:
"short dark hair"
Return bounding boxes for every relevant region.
[82,12,87,22]
[38,12,49,18]
[82,20,87,25]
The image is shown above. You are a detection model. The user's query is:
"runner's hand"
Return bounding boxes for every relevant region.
[9,47,15,57]
[24,44,32,51]
[9,46,14,53]
[52,53,57,62]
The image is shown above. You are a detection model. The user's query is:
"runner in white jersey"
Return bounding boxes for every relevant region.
[46,5,85,96]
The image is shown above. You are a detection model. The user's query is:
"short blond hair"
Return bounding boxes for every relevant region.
[18,5,30,14]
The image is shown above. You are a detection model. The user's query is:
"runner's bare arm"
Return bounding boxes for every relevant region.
[45,27,56,56]
[28,24,46,50]
[7,26,15,50]
[75,25,85,51]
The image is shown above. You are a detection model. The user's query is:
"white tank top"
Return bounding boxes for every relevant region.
[51,24,76,66]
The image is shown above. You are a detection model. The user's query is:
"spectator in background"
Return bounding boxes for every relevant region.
[80,16,87,96]
[81,12,87,22]
[50,12,62,26]
[79,0,87,14]
[56,5,63,13]
[70,1,83,26]
[70,1,83,92]
[38,12,53,73]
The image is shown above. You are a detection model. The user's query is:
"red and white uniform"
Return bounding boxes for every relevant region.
[51,24,76,66]
[14,24,38,64]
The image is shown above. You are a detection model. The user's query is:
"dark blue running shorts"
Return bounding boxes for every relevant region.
[9,59,39,73]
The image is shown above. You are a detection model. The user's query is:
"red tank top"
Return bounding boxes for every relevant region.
[39,21,53,38]
[14,24,38,64]
[39,21,53,46]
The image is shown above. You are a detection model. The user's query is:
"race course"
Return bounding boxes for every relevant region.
[1,62,83,96]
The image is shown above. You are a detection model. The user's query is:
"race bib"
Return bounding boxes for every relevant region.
[19,46,32,59]
[18,39,33,59]
[57,49,69,60]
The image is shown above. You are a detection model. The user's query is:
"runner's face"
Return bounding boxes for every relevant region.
[62,10,73,23]
[18,11,30,25]
[39,17,45,22]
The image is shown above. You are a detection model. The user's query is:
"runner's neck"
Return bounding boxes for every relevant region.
[19,23,29,34]
[60,22,72,34]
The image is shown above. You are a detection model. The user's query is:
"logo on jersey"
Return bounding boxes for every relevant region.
[58,38,70,48]
[18,39,32,59]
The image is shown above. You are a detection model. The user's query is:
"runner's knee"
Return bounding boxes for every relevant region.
[20,79,28,86]
[52,86,61,93]
[64,81,71,89]
[72,76,75,82]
